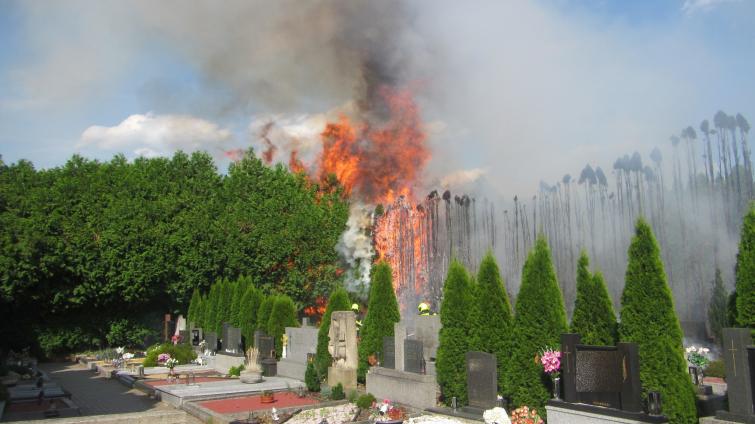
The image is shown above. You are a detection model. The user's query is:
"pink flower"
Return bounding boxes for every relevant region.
[158,353,171,363]
[540,349,561,374]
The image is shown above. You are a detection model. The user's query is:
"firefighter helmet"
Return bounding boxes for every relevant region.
[418,302,431,315]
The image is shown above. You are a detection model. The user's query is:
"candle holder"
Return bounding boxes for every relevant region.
[648,391,662,416]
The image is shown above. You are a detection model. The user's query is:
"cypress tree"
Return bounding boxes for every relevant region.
[220,278,234,329]
[195,293,206,330]
[436,260,474,405]
[505,236,567,414]
[187,288,200,327]
[475,252,513,394]
[315,287,351,376]
[256,295,275,332]
[206,283,220,334]
[619,219,696,424]
[571,251,617,345]
[357,262,401,382]
[267,295,299,360]
[708,268,729,345]
[736,203,755,331]
[239,285,262,346]
[230,277,248,327]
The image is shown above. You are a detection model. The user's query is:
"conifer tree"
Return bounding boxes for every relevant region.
[230,277,249,327]
[267,295,299,360]
[505,236,567,414]
[315,288,351,376]
[195,293,206,330]
[436,260,474,405]
[220,278,234,328]
[736,203,755,331]
[619,219,696,424]
[256,295,275,332]
[474,252,513,393]
[571,251,617,345]
[187,288,200,327]
[357,262,401,382]
[708,268,728,346]
[206,283,220,334]
[239,285,262,346]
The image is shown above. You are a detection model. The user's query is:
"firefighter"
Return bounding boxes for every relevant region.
[351,303,363,334]
[418,302,431,316]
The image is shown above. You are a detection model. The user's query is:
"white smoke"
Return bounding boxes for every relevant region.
[336,204,375,290]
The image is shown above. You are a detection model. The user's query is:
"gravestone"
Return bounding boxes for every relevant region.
[327,311,358,392]
[222,324,242,354]
[465,351,497,412]
[277,323,319,380]
[716,328,755,422]
[414,315,441,360]
[394,322,407,372]
[254,329,275,359]
[179,330,190,345]
[191,328,202,346]
[204,332,218,353]
[382,336,395,369]
[404,339,424,374]
[560,333,642,412]
[750,347,755,414]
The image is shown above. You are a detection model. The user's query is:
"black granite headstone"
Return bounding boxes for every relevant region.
[617,342,642,413]
[205,332,218,353]
[223,325,242,354]
[404,339,424,374]
[749,347,755,414]
[179,330,190,345]
[257,335,275,360]
[466,351,497,410]
[382,336,395,369]
[716,328,754,421]
[192,329,201,346]
[561,333,580,402]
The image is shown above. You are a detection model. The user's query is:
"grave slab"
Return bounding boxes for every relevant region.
[365,366,437,410]
[546,400,669,424]
[152,375,305,407]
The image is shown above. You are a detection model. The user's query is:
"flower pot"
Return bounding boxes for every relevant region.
[240,370,263,384]
[260,393,275,403]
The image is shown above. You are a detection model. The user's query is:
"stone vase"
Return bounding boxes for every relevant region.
[240,370,263,384]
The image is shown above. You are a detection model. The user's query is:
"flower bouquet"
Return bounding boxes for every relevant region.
[370,399,407,423]
[539,347,561,399]
[686,346,710,385]
[510,406,543,424]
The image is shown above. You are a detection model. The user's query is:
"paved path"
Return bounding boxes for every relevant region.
[38,362,201,422]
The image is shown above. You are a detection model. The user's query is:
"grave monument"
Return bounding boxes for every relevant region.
[277,318,318,380]
[327,311,358,392]
[713,328,755,423]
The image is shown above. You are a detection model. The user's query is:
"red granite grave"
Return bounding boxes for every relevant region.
[199,392,318,413]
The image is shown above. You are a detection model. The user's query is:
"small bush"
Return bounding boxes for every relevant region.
[142,342,197,367]
[305,361,321,392]
[356,393,376,409]
[106,319,156,348]
[330,382,345,400]
[705,360,725,378]
[228,364,245,377]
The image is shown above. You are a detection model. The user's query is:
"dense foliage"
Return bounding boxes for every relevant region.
[474,252,513,394]
[256,296,275,332]
[267,295,299,360]
[436,260,474,405]
[571,251,617,346]
[315,287,351,377]
[619,219,696,424]
[239,284,263,346]
[357,262,401,382]
[305,360,321,392]
[735,203,755,330]
[0,151,348,355]
[505,236,567,415]
[708,268,729,345]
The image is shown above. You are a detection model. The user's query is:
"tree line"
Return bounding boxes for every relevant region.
[0,151,348,356]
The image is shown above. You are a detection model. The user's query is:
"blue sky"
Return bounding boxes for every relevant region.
[1,0,753,194]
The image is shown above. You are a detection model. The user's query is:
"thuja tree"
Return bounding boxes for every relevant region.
[230,277,250,327]
[357,262,401,382]
[708,268,729,345]
[474,251,513,394]
[315,287,351,376]
[736,203,755,330]
[505,236,567,414]
[571,251,617,345]
[239,285,262,346]
[619,219,696,424]
[205,283,220,333]
[267,295,299,360]
[187,288,201,327]
[256,295,275,332]
[436,260,474,405]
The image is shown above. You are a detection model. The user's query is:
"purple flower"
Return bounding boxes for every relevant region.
[158,353,171,363]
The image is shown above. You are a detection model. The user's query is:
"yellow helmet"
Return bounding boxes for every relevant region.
[351,303,359,312]
[418,302,430,314]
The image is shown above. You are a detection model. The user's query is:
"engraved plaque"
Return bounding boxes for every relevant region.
[466,351,497,409]
[576,349,621,392]
[382,336,395,369]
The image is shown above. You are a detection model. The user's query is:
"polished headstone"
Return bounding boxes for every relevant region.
[716,328,754,420]
[404,339,424,374]
[466,351,497,410]
[204,332,218,353]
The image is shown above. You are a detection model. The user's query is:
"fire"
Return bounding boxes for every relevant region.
[318,87,428,205]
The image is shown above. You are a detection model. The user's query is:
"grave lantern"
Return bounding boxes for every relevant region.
[648,391,662,415]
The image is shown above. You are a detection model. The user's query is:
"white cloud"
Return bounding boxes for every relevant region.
[440,168,487,189]
[79,113,232,157]
[681,0,740,15]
